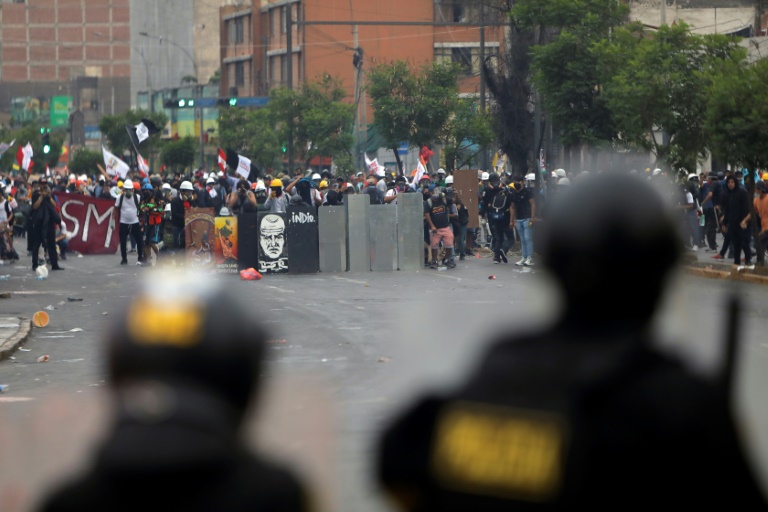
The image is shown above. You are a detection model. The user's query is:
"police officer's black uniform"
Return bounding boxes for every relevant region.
[39,278,310,512]
[377,174,767,511]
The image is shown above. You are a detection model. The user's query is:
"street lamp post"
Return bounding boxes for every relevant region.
[139,31,204,169]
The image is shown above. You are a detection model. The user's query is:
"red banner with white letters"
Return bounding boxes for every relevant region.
[54,193,119,254]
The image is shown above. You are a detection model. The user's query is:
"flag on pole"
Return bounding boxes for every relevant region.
[236,154,252,179]
[137,153,149,178]
[0,139,15,158]
[411,156,428,190]
[217,148,227,172]
[102,145,130,179]
[365,154,380,175]
[16,143,33,172]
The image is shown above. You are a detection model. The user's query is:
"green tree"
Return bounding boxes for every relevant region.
[599,23,744,171]
[99,109,168,158]
[367,61,461,173]
[160,137,197,172]
[219,106,282,170]
[270,75,355,169]
[515,0,628,165]
[68,148,103,177]
[442,99,495,171]
[0,124,62,176]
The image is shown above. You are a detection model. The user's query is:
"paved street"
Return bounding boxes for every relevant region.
[1,251,768,511]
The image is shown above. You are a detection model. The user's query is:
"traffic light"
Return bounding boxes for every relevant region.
[216,97,239,107]
[41,128,51,154]
[163,98,196,109]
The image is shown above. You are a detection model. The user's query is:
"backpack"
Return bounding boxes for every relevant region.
[117,193,140,214]
[487,191,507,222]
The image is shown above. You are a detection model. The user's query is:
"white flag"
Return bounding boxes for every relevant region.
[0,139,15,158]
[365,154,379,175]
[135,122,149,143]
[236,154,251,179]
[102,145,130,179]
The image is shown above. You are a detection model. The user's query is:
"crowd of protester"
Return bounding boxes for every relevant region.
[1,163,767,272]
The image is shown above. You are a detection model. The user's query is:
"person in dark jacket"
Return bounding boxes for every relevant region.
[170,180,197,250]
[38,275,311,512]
[720,175,753,267]
[377,173,767,512]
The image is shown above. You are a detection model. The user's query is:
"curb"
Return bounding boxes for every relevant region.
[0,317,32,362]
[684,266,768,286]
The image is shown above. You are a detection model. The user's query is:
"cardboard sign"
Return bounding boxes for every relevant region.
[454,170,479,229]
[184,208,215,269]
[55,192,119,254]
[214,216,238,274]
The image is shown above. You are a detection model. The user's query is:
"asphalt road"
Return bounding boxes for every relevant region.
[1,251,767,511]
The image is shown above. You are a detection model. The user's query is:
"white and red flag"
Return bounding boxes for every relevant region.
[16,142,33,172]
[217,148,227,173]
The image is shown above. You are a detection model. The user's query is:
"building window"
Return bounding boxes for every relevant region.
[281,54,288,85]
[235,17,244,44]
[270,9,277,38]
[235,61,245,86]
[434,1,478,23]
[281,6,287,33]
[435,45,499,76]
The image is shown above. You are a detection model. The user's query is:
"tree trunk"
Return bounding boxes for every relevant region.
[392,146,403,176]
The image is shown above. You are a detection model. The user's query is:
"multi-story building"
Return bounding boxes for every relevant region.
[0,0,227,151]
[0,0,132,139]
[218,0,502,169]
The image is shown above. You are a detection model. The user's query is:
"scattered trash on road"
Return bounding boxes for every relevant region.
[0,275,10,281]
[18,348,30,352]
[488,275,496,280]
[36,355,50,363]
[266,339,288,344]
[68,328,84,332]
[44,305,55,311]
[0,384,9,393]
[67,298,83,302]
[378,357,392,363]
[239,268,263,281]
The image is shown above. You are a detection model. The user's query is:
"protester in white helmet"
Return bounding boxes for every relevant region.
[111,179,145,266]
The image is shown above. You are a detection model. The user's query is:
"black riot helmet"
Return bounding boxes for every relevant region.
[106,273,268,420]
[488,173,500,185]
[538,173,682,327]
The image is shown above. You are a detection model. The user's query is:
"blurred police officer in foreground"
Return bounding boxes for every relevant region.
[377,173,767,511]
[39,273,311,512]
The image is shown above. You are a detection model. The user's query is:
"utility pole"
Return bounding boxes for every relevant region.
[480,3,489,173]
[287,5,294,173]
[353,24,361,171]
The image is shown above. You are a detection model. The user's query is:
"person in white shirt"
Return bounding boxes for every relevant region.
[111,179,145,266]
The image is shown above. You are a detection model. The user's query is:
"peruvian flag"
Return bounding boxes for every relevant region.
[217,148,227,172]
[137,153,149,178]
[16,142,33,172]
